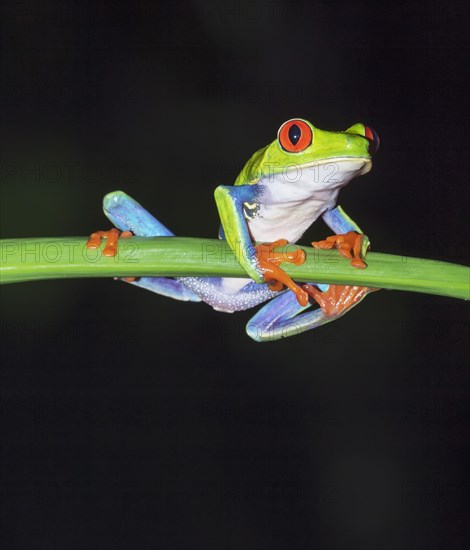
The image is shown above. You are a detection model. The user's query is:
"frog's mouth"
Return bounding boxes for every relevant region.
[296,156,372,174]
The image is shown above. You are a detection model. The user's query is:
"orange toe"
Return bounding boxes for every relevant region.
[86,228,133,257]
[312,231,367,269]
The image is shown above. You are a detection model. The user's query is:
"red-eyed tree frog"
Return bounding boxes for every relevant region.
[87,118,380,342]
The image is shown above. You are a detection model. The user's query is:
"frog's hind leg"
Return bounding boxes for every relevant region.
[102,190,201,302]
[246,284,369,342]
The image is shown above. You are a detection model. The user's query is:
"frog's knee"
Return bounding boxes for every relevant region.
[103,190,131,211]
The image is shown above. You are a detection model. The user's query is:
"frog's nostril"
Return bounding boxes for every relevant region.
[364,126,380,154]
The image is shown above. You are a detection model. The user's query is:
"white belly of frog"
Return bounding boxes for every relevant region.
[247,196,334,243]
[248,157,370,244]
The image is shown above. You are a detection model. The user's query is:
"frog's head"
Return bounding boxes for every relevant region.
[235,118,379,190]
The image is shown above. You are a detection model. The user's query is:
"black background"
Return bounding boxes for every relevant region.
[1,1,469,549]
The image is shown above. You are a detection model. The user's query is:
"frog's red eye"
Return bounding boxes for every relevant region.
[278,119,313,153]
[364,126,380,154]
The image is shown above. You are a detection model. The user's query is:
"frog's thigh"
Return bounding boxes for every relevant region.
[128,277,201,302]
[246,286,337,342]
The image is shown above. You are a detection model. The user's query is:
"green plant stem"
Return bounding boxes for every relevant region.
[0,237,468,300]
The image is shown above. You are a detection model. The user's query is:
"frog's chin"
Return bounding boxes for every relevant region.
[296,156,372,176]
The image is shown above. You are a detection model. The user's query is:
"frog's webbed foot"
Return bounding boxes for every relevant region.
[86,228,133,257]
[312,231,368,269]
[255,239,308,306]
[302,284,378,317]
[307,231,378,316]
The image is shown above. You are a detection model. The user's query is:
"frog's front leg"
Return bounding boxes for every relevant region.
[214,184,309,306]
[317,205,370,267]
[86,191,201,302]
[303,205,378,316]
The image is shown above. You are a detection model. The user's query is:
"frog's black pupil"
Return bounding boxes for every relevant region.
[288,124,301,145]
